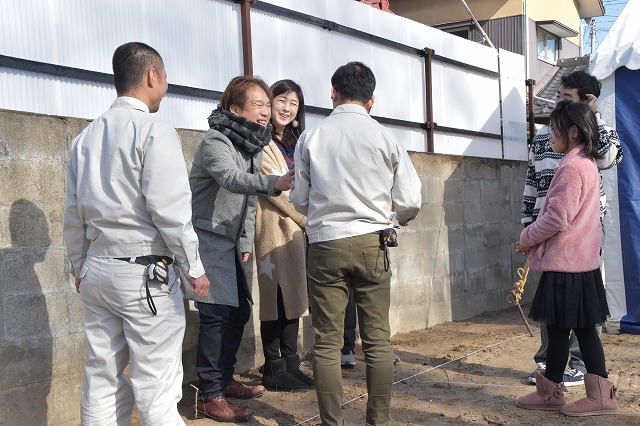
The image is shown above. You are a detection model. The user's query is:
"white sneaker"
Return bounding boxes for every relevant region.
[341,352,356,368]
[528,362,546,384]
[563,368,585,386]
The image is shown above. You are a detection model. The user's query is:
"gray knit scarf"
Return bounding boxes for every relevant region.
[207,107,272,155]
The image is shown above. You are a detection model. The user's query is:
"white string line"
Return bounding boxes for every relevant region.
[293,210,447,426]
[381,379,640,397]
[293,331,533,426]
[400,380,528,388]
[423,199,446,334]
[190,384,199,420]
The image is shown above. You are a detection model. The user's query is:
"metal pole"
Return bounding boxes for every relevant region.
[589,18,596,54]
[423,48,435,153]
[523,0,529,80]
[534,95,554,106]
[458,0,503,156]
[526,79,535,148]
[459,0,495,49]
[579,22,587,56]
[240,0,256,76]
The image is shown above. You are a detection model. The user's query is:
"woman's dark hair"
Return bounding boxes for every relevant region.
[220,76,273,111]
[549,100,602,159]
[270,79,305,146]
[112,42,163,95]
[330,61,375,104]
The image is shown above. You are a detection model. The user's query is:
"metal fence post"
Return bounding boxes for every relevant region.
[240,0,257,76]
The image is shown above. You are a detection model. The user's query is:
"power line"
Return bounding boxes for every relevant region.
[582,0,628,51]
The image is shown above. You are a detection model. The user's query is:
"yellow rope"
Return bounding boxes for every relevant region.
[508,259,529,305]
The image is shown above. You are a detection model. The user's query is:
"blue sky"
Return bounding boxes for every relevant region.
[583,0,629,53]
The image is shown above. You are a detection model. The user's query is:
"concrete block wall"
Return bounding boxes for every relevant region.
[389,153,534,333]
[0,110,88,426]
[0,109,531,424]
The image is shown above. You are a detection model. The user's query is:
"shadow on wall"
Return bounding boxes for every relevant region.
[0,199,52,425]
[443,158,529,321]
[414,155,526,326]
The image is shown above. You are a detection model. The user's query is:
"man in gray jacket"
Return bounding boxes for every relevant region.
[290,62,422,426]
[64,42,210,426]
[187,76,294,423]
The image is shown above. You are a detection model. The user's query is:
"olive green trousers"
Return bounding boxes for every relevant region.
[308,233,393,426]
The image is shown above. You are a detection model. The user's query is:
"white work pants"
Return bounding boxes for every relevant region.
[79,256,186,426]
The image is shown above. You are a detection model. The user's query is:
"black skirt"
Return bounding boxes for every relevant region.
[528,269,610,328]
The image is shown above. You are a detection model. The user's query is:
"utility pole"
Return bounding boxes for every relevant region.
[588,18,597,54]
[579,23,587,56]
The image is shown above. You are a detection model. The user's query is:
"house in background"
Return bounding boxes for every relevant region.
[355,0,394,13]
[390,0,605,120]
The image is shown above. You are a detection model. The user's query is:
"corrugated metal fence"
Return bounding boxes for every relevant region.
[0,0,527,159]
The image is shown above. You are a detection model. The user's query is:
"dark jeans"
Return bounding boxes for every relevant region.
[261,286,300,361]
[196,285,251,401]
[342,287,357,354]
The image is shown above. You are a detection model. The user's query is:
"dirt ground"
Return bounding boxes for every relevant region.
[169,306,640,425]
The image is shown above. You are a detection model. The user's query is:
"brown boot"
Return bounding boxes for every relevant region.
[516,370,567,410]
[196,396,253,422]
[223,379,267,399]
[561,373,619,416]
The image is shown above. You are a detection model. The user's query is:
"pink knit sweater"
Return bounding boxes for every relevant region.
[520,144,601,272]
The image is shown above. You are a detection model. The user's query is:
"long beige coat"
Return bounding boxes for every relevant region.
[255,141,309,321]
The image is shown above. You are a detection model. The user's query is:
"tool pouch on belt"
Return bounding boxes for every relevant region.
[147,259,169,284]
[379,228,398,248]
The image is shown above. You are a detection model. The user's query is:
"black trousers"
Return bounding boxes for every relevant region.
[260,285,300,361]
[342,286,357,354]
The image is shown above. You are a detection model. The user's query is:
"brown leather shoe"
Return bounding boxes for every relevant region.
[196,396,253,422]
[223,379,267,399]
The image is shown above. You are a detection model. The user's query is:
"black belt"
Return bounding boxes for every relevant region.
[114,256,173,266]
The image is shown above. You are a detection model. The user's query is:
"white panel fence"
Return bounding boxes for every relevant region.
[0,0,527,160]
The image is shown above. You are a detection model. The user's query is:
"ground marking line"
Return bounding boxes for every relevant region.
[292,331,534,426]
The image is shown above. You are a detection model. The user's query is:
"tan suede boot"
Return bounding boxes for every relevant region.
[516,370,567,410]
[561,373,619,416]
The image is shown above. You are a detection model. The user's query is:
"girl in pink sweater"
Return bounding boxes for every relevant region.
[515,100,618,416]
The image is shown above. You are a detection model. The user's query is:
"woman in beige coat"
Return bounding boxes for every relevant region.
[255,80,313,391]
